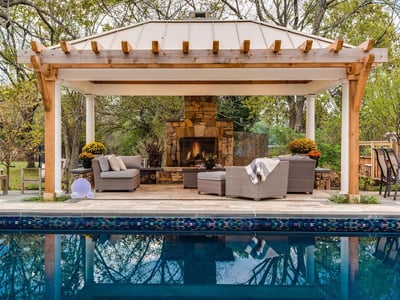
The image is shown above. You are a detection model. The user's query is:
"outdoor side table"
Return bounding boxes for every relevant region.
[314,167,332,190]
[69,168,93,191]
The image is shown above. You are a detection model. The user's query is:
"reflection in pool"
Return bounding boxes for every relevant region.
[0,233,399,299]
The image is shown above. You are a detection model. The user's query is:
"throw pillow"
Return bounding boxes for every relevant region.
[117,156,127,170]
[108,155,121,171]
[98,156,110,172]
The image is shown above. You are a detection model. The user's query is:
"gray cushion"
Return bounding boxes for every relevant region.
[120,155,141,169]
[100,169,139,179]
[198,171,226,181]
[97,156,110,172]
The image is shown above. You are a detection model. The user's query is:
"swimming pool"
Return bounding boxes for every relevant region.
[1,231,399,300]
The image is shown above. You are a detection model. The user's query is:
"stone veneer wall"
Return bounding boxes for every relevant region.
[165,96,233,167]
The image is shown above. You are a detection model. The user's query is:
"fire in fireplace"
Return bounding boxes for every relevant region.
[180,137,217,167]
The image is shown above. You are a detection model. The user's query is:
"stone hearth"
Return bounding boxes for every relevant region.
[165,96,233,167]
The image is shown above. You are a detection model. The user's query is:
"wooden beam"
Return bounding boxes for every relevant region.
[152,40,160,54]
[17,48,388,66]
[352,54,375,112]
[242,40,250,53]
[121,40,133,54]
[60,41,74,54]
[31,55,57,111]
[269,40,281,53]
[182,41,189,54]
[91,41,102,54]
[358,39,375,52]
[31,41,47,53]
[299,40,313,53]
[327,38,344,52]
[213,40,219,54]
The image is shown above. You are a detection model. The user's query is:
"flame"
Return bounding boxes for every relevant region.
[192,142,201,157]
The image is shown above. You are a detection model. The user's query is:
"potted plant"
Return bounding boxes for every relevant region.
[307,149,321,167]
[204,154,217,170]
[79,151,94,168]
[81,141,107,155]
[288,138,317,154]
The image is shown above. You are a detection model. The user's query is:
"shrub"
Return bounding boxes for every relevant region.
[288,138,317,154]
[82,141,106,154]
[329,194,379,204]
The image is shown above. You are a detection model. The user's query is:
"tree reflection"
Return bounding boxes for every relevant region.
[92,234,180,284]
[245,242,308,285]
[61,234,85,296]
[0,234,45,299]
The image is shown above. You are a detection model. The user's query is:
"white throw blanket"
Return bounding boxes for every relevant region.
[245,157,280,184]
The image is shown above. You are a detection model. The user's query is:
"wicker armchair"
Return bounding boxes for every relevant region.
[225,161,289,201]
[278,156,316,193]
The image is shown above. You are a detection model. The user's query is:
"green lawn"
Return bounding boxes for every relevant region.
[2,161,42,191]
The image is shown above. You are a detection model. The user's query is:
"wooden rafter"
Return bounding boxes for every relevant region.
[31,41,46,53]
[299,40,313,53]
[91,41,102,54]
[327,38,344,52]
[60,41,74,54]
[182,41,189,54]
[213,40,219,54]
[152,41,160,54]
[242,40,250,53]
[358,39,375,52]
[269,40,281,53]
[121,40,133,54]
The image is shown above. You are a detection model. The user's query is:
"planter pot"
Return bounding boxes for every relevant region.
[309,156,319,167]
[205,161,215,170]
[82,160,92,168]
[148,152,162,167]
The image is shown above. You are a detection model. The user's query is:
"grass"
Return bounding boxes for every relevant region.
[2,161,34,190]
[23,195,70,202]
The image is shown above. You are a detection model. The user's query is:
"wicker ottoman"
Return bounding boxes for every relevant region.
[197,171,226,196]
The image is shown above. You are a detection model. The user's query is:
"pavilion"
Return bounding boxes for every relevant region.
[17,19,388,200]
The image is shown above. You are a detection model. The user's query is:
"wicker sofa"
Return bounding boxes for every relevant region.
[278,155,316,193]
[225,161,289,201]
[92,155,141,192]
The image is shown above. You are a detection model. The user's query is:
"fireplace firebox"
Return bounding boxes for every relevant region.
[180,137,217,167]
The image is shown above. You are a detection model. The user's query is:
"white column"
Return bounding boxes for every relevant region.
[85,235,94,284]
[54,80,63,196]
[341,79,350,193]
[306,94,315,140]
[305,245,315,284]
[85,94,95,143]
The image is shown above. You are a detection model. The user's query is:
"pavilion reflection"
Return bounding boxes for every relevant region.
[45,234,358,299]
[40,233,380,299]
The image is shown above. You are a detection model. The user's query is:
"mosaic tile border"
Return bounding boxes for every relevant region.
[1,215,400,234]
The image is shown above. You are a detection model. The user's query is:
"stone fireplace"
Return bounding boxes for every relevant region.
[165,96,233,167]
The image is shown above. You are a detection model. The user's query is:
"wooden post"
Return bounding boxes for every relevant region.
[348,80,360,203]
[44,79,56,199]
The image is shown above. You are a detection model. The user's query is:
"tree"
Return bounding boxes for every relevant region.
[0,80,43,178]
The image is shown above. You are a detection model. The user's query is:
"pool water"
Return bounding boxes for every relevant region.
[1,232,399,299]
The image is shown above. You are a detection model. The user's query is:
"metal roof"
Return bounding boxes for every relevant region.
[54,20,351,51]
[18,19,387,96]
